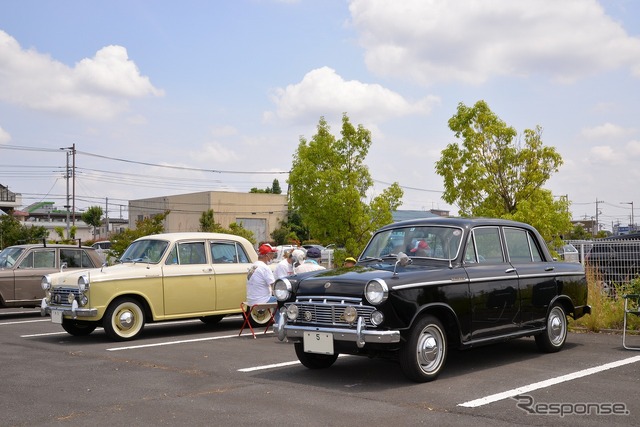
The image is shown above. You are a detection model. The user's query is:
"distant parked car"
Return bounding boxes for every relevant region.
[274,217,590,382]
[0,243,103,308]
[40,233,257,341]
[556,243,579,263]
[586,233,640,292]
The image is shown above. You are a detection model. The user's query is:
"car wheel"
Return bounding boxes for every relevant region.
[199,315,224,325]
[399,315,447,382]
[61,319,97,336]
[103,297,145,341]
[535,303,567,353]
[294,342,339,369]
[249,307,275,328]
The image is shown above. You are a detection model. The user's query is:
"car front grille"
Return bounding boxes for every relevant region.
[50,287,81,306]
[287,297,375,327]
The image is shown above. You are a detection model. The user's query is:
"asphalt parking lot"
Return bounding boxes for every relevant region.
[2,307,640,426]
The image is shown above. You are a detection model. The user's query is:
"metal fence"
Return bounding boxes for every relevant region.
[566,239,640,288]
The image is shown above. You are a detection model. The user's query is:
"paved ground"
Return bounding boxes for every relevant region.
[2,307,639,426]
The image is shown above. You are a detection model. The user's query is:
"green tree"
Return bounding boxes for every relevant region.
[249,178,283,194]
[0,214,48,249]
[271,179,282,194]
[289,114,403,255]
[435,100,571,242]
[199,209,218,232]
[566,224,592,240]
[271,210,306,245]
[53,225,77,243]
[81,206,103,240]
[110,211,170,259]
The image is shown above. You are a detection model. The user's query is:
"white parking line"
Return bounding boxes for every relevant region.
[1,319,50,326]
[21,331,67,337]
[238,354,350,373]
[458,354,640,408]
[107,331,271,351]
[238,361,301,372]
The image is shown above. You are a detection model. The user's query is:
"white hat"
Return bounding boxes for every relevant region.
[291,249,306,264]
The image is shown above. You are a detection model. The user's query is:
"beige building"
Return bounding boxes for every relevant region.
[129,191,288,245]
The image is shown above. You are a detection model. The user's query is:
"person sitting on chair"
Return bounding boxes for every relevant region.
[246,243,279,321]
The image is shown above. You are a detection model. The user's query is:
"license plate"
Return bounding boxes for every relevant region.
[51,309,63,324]
[304,332,334,355]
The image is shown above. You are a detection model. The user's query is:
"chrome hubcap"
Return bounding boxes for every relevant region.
[417,326,443,373]
[548,307,566,345]
[118,310,134,330]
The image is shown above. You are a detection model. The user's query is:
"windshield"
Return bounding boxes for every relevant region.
[120,239,169,264]
[0,247,25,268]
[361,225,464,261]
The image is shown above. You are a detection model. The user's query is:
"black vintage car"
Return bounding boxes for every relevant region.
[273,217,590,382]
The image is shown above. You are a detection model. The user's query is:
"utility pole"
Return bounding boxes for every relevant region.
[72,143,76,227]
[60,145,76,239]
[106,197,109,237]
[621,201,634,232]
[595,198,604,237]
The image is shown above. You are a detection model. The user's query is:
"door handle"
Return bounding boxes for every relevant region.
[505,268,516,274]
[545,266,555,271]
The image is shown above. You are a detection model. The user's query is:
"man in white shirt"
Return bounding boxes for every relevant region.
[247,243,278,305]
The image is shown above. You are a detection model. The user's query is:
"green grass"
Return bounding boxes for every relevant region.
[569,273,640,333]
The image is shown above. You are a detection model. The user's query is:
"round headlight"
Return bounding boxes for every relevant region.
[41,275,51,291]
[370,310,385,326]
[286,304,299,321]
[77,274,90,292]
[343,306,358,324]
[274,278,292,301]
[79,296,88,306]
[365,279,389,305]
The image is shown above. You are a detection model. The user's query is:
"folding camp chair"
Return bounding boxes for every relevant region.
[238,301,277,339]
[623,294,640,350]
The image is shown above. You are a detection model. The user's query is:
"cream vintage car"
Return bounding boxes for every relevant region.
[40,232,258,341]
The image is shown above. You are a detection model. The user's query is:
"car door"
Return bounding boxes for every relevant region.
[14,248,56,302]
[162,240,215,316]
[504,227,557,327]
[464,226,520,339]
[209,241,252,311]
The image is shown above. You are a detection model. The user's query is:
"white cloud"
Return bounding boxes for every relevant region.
[581,122,635,140]
[0,31,164,120]
[210,125,239,138]
[194,142,241,164]
[264,66,439,124]
[589,145,622,163]
[627,140,640,156]
[0,125,10,144]
[349,0,640,85]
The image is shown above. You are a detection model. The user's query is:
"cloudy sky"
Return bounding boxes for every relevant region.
[1,0,639,232]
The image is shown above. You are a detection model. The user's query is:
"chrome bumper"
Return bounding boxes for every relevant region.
[40,298,98,319]
[274,315,400,348]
